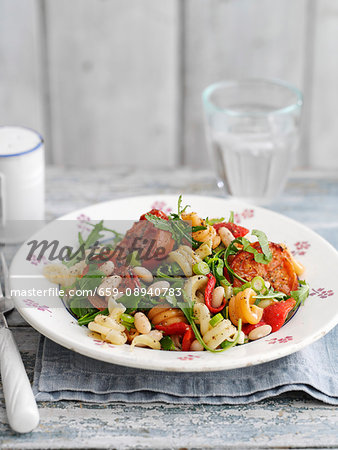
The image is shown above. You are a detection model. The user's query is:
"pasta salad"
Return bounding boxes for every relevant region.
[44,196,310,353]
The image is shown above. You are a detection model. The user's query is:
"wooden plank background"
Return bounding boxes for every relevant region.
[0,0,44,135]
[0,0,337,170]
[183,0,308,168]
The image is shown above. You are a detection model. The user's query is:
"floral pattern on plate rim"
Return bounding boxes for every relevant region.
[150,200,172,215]
[292,241,311,257]
[23,299,52,314]
[266,336,293,344]
[234,209,255,223]
[29,254,48,266]
[92,339,116,349]
[77,213,91,232]
[177,354,201,361]
[309,288,334,299]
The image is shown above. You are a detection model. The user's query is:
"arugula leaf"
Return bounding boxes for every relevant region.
[220,320,242,349]
[64,220,123,268]
[78,232,85,247]
[156,262,183,278]
[126,250,141,267]
[67,266,105,312]
[185,305,242,353]
[86,221,124,245]
[240,238,270,264]
[206,217,225,225]
[253,290,286,301]
[192,225,207,232]
[144,214,172,231]
[145,213,200,249]
[252,229,272,263]
[83,220,105,248]
[117,289,159,310]
[253,289,286,305]
[208,256,231,287]
[171,220,201,249]
[224,230,272,273]
[224,239,247,283]
[224,230,273,283]
[117,293,142,309]
[70,297,97,318]
[170,278,185,293]
[165,294,178,307]
[177,194,190,217]
[77,308,108,326]
[160,336,176,351]
[290,280,310,309]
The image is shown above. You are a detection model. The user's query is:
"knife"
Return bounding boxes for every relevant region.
[0,251,39,433]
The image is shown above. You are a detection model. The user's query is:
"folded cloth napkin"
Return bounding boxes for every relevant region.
[33,326,337,405]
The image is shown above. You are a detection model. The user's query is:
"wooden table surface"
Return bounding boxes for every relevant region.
[0,167,337,449]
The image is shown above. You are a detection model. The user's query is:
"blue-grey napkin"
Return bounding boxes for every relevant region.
[33,326,337,405]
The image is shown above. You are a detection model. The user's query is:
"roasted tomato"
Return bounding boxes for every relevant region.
[213,222,249,238]
[140,209,169,221]
[229,242,298,295]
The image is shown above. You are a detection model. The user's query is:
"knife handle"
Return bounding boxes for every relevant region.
[0,327,39,433]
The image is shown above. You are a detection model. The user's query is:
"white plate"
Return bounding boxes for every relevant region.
[10,195,338,371]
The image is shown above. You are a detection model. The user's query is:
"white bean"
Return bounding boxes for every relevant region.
[134,312,152,334]
[133,266,153,284]
[99,260,115,276]
[69,260,86,277]
[190,339,204,351]
[248,324,272,341]
[218,227,235,247]
[147,330,163,341]
[147,280,170,297]
[211,286,225,309]
[98,275,122,296]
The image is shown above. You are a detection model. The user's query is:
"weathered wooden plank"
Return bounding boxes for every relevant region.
[308,0,338,169]
[0,0,44,136]
[45,0,179,168]
[6,309,29,328]
[1,394,337,448]
[183,0,307,169]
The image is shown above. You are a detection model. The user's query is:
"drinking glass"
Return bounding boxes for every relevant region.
[202,79,303,205]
